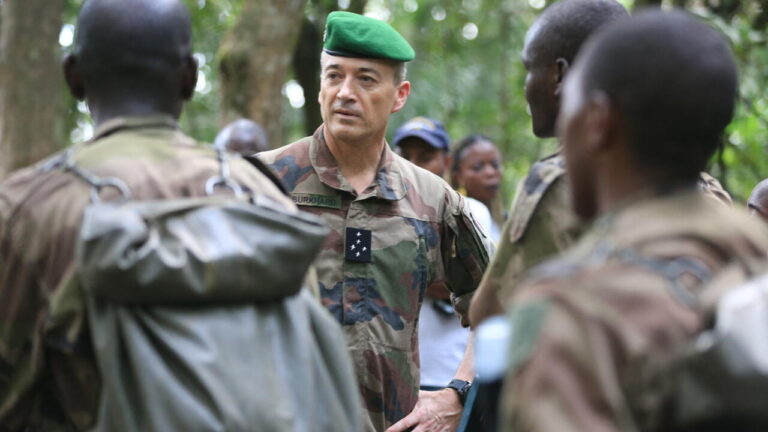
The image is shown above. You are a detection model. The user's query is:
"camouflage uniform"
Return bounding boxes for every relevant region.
[0,116,295,431]
[501,189,768,432]
[257,126,490,432]
[478,152,732,307]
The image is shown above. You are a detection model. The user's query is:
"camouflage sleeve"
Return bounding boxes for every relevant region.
[441,188,492,326]
[470,174,584,326]
[501,290,637,432]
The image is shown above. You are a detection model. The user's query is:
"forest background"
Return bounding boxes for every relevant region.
[1,0,766,207]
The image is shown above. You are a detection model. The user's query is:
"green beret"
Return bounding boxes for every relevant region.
[323,11,415,62]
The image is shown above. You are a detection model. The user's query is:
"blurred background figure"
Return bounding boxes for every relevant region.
[748,178,768,223]
[451,135,504,242]
[393,116,471,394]
[393,116,452,178]
[214,118,269,155]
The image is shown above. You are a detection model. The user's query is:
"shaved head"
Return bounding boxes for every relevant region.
[525,0,628,66]
[75,0,191,77]
[65,0,197,123]
[576,9,737,180]
[522,0,628,138]
[215,119,270,156]
[748,179,768,223]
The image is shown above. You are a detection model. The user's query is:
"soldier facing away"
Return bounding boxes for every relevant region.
[501,10,768,431]
[0,0,361,430]
[258,11,491,432]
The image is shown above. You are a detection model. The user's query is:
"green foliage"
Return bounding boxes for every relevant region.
[181,0,243,142]
[380,0,549,206]
[699,6,768,202]
[59,0,768,205]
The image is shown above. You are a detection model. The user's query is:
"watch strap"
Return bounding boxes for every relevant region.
[446,379,472,406]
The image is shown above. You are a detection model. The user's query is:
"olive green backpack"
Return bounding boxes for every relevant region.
[52,148,363,432]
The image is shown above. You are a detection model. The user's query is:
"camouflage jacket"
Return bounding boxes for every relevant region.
[476,152,732,310]
[257,126,490,432]
[501,190,768,432]
[0,116,295,431]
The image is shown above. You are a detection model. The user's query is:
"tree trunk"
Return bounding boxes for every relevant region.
[0,0,65,178]
[292,17,323,136]
[292,0,367,137]
[218,0,306,149]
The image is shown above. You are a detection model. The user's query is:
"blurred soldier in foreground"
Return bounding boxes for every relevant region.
[258,11,491,432]
[501,10,768,431]
[0,0,360,430]
[468,0,732,328]
[748,178,768,223]
[215,118,270,155]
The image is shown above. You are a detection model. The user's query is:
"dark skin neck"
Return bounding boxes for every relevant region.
[87,92,183,127]
[593,147,653,217]
[592,139,695,219]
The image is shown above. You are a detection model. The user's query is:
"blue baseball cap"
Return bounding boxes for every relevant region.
[392,117,450,152]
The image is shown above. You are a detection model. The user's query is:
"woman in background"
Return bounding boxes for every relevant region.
[452,134,504,242]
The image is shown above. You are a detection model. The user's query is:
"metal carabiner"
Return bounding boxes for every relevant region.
[205,175,244,199]
[90,177,132,204]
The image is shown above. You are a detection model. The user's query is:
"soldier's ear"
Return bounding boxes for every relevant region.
[553,58,569,97]
[64,54,86,101]
[180,54,198,101]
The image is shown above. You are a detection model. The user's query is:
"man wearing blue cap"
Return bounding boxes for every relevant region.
[394,116,453,178]
[259,11,491,432]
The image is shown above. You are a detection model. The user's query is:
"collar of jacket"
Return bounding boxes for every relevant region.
[309,125,407,201]
[90,115,179,142]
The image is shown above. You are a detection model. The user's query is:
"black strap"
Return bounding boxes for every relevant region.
[243,155,290,197]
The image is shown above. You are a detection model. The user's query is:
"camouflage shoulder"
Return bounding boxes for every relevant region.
[256,137,314,192]
[507,153,566,242]
[242,155,289,196]
[0,148,77,215]
[394,153,453,206]
[256,136,313,165]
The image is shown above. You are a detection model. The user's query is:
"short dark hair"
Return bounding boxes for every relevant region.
[74,0,192,93]
[528,0,629,65]
[578,9,738,179]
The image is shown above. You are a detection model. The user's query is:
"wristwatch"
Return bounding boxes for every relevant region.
[446,379,472,406]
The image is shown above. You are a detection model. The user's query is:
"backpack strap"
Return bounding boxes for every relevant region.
[243,154,290,197]
[39,148,132,203]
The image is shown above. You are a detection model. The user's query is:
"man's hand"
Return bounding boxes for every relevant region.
[385,388,463,432]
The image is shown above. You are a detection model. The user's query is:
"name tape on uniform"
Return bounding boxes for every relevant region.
[292,193,342,210]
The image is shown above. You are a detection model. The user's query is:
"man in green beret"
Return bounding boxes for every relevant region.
[258,11,491,432]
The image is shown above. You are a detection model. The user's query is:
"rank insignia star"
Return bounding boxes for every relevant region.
[345,227,372,263]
